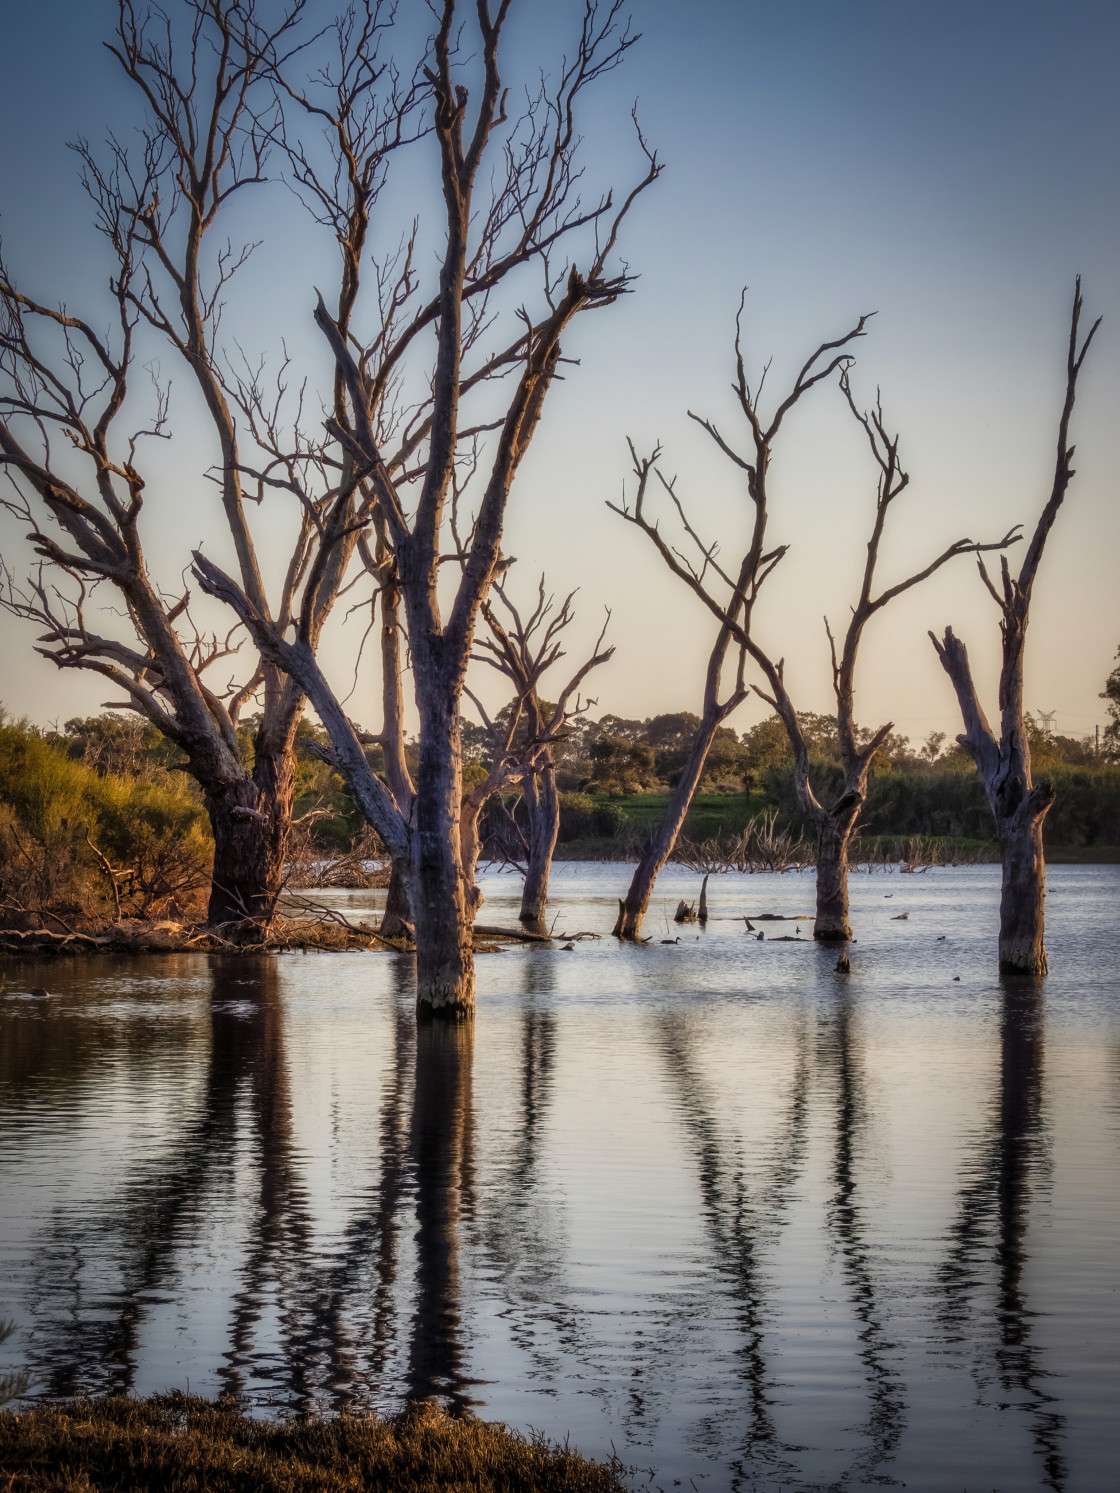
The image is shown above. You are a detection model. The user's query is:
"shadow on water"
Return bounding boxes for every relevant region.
[654,1006,812,1487]
[939,979,1066,1491]
[816,977,907,1487]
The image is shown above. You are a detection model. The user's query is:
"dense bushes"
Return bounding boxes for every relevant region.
[0,712,212,924]
[765,762,1120,847]
[557,794,629,841]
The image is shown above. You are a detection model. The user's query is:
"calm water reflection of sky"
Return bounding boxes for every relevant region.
[2,863,1118,1492]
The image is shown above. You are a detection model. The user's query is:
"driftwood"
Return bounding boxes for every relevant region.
[471,923,551,944]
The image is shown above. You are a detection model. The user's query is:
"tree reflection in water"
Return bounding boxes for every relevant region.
[24,957,301,1400]
[405,1013,476,1411]
[939,982,1066,1491]
[655,1008,811,1487]
[215,958,316,1407]
[18,955,479,1414]
[817,985,907,1486]
[469,948,571,1384]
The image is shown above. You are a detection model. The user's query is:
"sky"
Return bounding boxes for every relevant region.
[0,0,1118,746]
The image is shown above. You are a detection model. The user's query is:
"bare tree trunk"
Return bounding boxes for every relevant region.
[930,283,1098,977]
[614,704,730,940]
[998,805,1050,975]
[458,794,486,917]
[198,734,295,933]
[381,860,412,939]
[190,1,657,1018]
[412,694,473,1017]
[521,763,559,933]
[206,786,280,933]
[813,814,855,941]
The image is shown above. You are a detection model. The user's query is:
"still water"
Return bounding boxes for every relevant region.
[1,863,1118,1491]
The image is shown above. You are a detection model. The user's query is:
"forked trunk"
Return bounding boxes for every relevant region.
[614,711,724,940]
[814,816,853,942]
[998,809,1048,975]
[205,750,293,936]
[520,764,559,933]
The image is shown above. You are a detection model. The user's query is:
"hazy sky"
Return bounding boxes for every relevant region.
[1,0,1117,745]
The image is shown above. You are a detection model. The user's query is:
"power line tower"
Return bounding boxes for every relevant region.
[1037,709,1057,737]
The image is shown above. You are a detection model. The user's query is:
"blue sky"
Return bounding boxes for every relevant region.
[1,0,1117,742]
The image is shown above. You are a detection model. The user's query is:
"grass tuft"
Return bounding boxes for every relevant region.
[0,1393,629,1492]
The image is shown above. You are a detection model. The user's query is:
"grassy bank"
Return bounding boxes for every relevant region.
[553,792,1120,864]
[0,1394,628,1492]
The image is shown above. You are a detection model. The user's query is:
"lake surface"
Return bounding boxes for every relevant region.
[2,863,1119,1491]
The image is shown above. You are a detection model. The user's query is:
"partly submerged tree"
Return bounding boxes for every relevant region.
[607,306,869,940]
[750,366,1018,941]
[0,0,405,933]
[194,0,659,1013]
[931,280,1099,975]
[472,578,613,932]
[609,299,1016,941]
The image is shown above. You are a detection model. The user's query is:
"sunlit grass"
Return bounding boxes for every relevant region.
[0,1394,629,1492]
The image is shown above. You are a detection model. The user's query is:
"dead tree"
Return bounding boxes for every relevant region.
[0,0,406,933]
[609,297,1017,941]
[931,281,1100,975]
[750,368,1018,940]
[194,0,659,1014]
[606,305,871,939]
[473,577,614,932]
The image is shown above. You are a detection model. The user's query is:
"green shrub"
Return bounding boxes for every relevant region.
[0,711,212,923]
[763,762,1120,846]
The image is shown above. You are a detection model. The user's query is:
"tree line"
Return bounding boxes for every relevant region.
[0,0,1107,1010]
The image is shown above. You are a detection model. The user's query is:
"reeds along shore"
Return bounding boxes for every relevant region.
[0,1394,630,1493]
[671,817,997,875]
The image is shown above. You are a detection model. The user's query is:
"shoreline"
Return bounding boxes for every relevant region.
[0,1393,630,1492]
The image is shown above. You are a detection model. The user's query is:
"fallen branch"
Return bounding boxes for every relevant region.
[472,923,552,944]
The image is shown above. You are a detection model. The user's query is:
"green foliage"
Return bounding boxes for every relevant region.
[556,793,629,842]
[0,710,212,922]
[46,714,187,778]
[765,760,1120,847]
[288,718,399,855]
[583,735,658,796]
[1022,712,1098,769]
[1101,645,1120,759]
